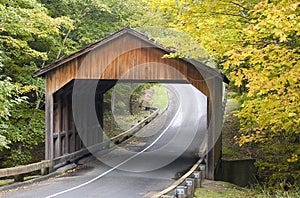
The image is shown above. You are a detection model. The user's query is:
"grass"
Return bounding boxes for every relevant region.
[0,178,14,186]
[149,84,168,113]
[195,187,251,198]
[195,180,300,198]
[195,180,252,198]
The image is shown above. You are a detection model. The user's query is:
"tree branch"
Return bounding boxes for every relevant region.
[56,29,71,59]
[209,10,252,21]
[230,1,250,11]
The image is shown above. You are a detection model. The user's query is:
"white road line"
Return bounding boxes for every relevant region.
[45,85,182,198]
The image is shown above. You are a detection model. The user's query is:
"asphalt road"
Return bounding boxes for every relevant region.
[0,84,207,198]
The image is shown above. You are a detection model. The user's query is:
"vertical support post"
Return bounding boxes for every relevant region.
[63,93,69,154]
[98,93,104,144]
[199,166,206,180]
[45,79,54,171]
[45,95,51,160]
[71,116,76,152]
[207,96,214,180]
[41,167,49,176]
[55,95,62,157]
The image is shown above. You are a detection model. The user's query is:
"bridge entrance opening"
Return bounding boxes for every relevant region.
[51,79,213,174]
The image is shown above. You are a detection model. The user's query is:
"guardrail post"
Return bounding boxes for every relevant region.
[49,165,54,173]
[199,164,206,180]
[14,174,24,182]
[40,160,50,175]
[192,171,201,188]
[175,186,187,198]
[103,141,110,150]
[185,178,195,198]
[41,167,49,175]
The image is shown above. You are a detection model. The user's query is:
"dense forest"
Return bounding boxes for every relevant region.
[0,0,299,191]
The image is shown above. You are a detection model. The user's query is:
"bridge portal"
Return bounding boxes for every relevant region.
[35,27,226,179]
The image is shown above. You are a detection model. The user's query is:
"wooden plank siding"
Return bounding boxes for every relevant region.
[45,34,209,97]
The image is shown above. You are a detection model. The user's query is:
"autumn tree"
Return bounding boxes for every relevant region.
[149,0,300,187]
[225,1,300,188]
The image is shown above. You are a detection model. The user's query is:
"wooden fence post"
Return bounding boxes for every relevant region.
[175,186,187,198]
[192,171,201,188]
[185,178,195,198]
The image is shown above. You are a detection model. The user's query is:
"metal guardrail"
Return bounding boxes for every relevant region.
[0,107,160,182]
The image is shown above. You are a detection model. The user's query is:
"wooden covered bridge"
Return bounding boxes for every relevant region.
[34,27,225,179]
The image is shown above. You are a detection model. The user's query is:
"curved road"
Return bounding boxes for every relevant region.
[0,84,207,198]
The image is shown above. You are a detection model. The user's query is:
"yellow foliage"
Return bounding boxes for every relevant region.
[15,84,37,94]
[287,154,298,163]
[148,0,300,184]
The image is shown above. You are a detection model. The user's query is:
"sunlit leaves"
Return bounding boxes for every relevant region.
[148,0,253,59]
[287,154,298,163]
[225,1,300,147]
[137,26,212,64]
[0,0,74,82]
[148,0,300,185]
[225,0,300,185]
[248,1,300,45]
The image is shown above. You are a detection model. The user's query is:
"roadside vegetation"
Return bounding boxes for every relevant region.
[195,180,300,198]
[222,90,252,160]
[103,83,168,138]
[195,180,252,198]
[221,89,300,197]
[149,84,169,113]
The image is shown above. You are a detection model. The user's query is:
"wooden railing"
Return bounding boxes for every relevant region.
[0,160,52,182]
[0,107,160,182]
[110,107,159,144]
[151,158,206,198]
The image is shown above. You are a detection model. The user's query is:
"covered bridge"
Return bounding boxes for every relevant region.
[34,27,226,179]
